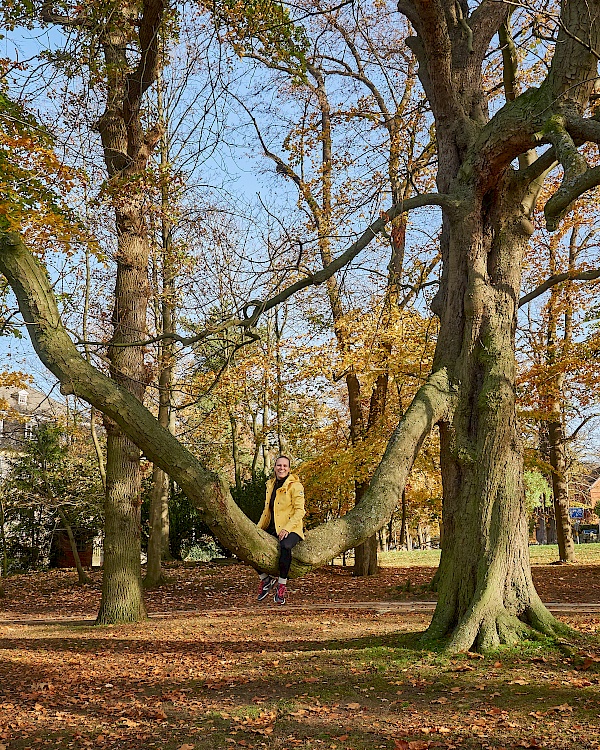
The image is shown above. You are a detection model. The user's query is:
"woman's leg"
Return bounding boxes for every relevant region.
[278,532,301,580]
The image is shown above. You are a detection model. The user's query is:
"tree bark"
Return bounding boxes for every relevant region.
[0,493,7,584]
[427,178,557,651]
[92,0,166,623]
[98,429,147,623]
[145,70,176,588]
[396,0,600,649]
[145,464,171,587]
[544,231,576,563]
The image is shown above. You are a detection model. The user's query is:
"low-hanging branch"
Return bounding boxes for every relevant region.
[0,229,453,574]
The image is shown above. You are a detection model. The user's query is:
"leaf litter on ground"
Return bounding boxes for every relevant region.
[0,562,599,749]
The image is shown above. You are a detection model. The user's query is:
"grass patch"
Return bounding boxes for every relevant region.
[379,542,600,568]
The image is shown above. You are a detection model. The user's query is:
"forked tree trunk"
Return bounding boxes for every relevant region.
[393,0,600,650]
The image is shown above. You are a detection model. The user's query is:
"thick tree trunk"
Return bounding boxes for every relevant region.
[427,184,562,650]
[393,0,600,650]
[97,430,147,623]
[353,534,378,575]
[91,1,164,621]
[97,225,150,621]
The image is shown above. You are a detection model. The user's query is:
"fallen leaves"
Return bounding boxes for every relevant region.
[394,740,430,750]
[0,563,599,750]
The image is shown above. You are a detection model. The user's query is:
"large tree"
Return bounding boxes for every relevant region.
[38,0,167,622]
[2,0,600,650]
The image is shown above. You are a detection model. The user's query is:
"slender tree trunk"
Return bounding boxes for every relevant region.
[146,464,170,586]
[399,489,407,547]
[544,231,576,562]
[89,409,107,492]
[0,493,7,589]
[57,507,91,585]
[251,411,262,480]
[230,414,242,495]
[145,64,176,587]
[83,231,107,493]
[548,418,575,562]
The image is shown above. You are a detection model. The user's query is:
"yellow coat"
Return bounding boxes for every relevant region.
[258,474,305,539]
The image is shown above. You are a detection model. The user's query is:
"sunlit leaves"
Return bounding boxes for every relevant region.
[201,0,309,77]
[0,84,88,253]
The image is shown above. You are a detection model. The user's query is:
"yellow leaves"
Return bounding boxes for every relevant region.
[0,98,90,254]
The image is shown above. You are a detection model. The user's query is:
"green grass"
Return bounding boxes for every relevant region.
[379,542,600,567]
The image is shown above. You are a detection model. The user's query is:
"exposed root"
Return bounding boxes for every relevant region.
[523,598,573,638]
[437,599,572,653]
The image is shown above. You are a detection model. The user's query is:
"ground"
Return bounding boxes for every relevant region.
[0,549,599,750]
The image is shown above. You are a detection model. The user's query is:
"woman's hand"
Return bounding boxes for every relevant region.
[278,529,289,540]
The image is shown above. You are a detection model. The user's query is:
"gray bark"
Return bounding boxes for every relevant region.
[400,0,600,650]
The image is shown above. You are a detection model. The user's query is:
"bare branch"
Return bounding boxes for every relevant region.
[79,192,456,351]
[566,414,600,443]
[519,268,600,307]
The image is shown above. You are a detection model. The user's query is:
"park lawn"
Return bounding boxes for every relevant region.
[379,543,600,568]
[0,609,599,750]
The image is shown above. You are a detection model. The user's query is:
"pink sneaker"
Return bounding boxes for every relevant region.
[274,583,286,605]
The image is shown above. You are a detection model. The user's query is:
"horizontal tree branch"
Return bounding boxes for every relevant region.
[0,230,452,574]
[544,164,600,231]
[519,268,600,307]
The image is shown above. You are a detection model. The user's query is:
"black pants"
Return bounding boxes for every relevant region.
[266,531,301,579]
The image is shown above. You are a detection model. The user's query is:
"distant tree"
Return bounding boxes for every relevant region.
[5,424,103,583]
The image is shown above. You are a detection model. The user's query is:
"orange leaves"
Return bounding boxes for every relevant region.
[0,89,90,255]
[394,740,430,750]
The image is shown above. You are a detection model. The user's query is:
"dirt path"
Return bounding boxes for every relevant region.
[2,600,600,628]
[1,561,599,622]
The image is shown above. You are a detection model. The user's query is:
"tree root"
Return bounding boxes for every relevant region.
[426,597,573,653]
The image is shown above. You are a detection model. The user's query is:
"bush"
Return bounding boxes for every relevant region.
[183,536,223,562]
[231,471,267,524]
